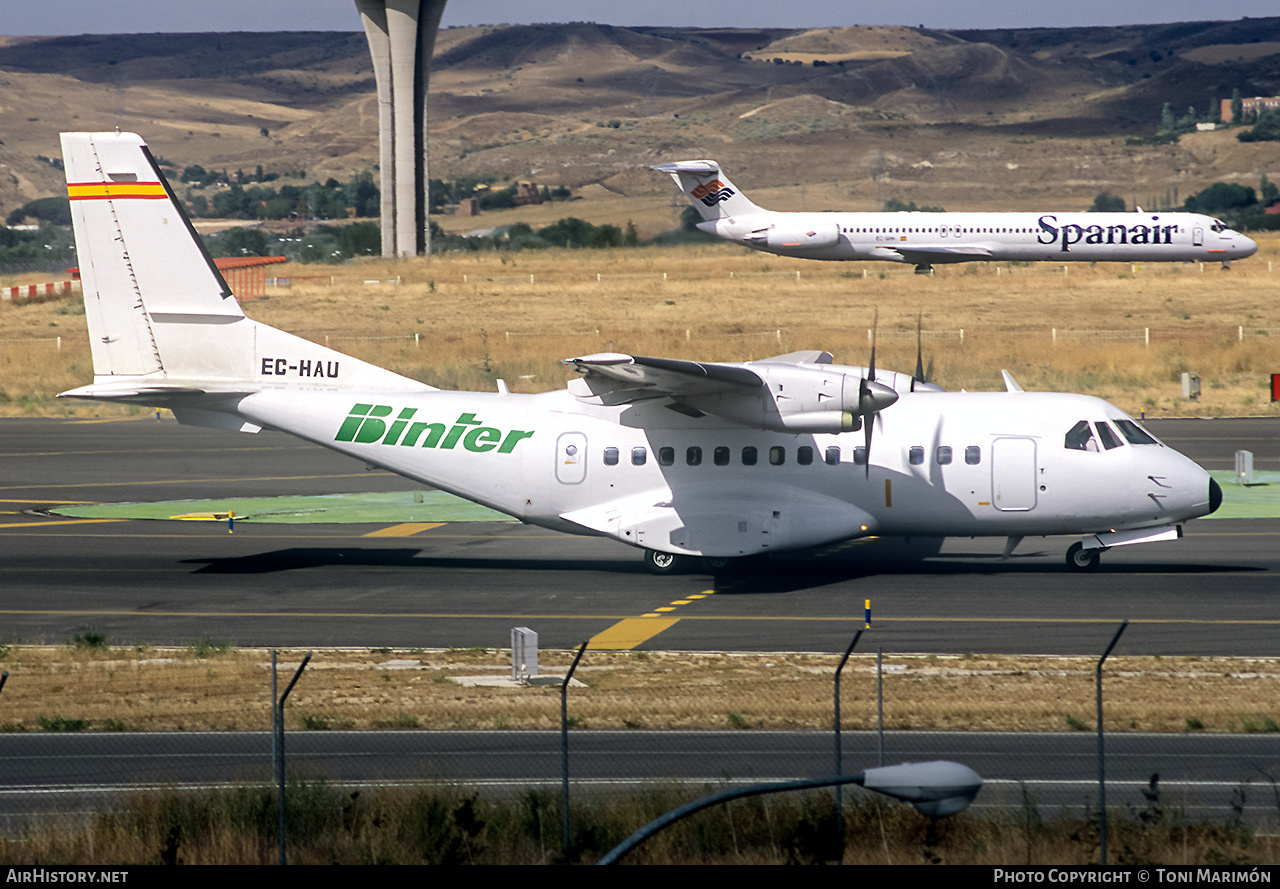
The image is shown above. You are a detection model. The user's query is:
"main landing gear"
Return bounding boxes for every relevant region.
[1065,542,1103,572]
[644,549,682,574]
[643,550,766,575]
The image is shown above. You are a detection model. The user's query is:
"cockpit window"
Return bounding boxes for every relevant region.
[1064,420,1098,451]
[1115,419,1158,445]
[1210,218,1226,233]
[1095,422,1123,450]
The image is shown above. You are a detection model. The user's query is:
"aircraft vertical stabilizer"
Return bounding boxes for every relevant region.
[651,160,763,222]
[59,132,431,405]
[63,132,242,378]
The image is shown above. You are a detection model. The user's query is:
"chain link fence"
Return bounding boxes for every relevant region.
[1,628,1276,834]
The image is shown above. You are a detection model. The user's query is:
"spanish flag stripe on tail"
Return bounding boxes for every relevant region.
[67,181,168,201]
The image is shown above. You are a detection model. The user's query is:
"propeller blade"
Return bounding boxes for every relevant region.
[868,308,879,383]
[863,405,874,477]
[913,313,925,390]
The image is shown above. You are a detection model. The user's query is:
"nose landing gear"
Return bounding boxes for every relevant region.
[1065,541,1103,572]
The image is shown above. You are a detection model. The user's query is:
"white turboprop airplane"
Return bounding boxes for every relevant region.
[59,132,1221,574]
[654,160,1258,272]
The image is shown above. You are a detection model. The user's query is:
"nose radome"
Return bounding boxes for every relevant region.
[1239,235,1258,258]
[1208,477,1223,515]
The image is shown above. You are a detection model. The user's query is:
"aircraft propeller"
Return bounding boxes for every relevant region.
[909,313,944,394]
[858,309,892,475]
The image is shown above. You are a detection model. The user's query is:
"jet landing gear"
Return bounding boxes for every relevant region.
[1065,542,1104,572]
[913,263,934,275]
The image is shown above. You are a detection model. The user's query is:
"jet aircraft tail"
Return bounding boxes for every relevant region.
[651,160,764,221]
[59,132,428,427]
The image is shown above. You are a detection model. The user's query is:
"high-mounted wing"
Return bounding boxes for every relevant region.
[564,353,763,398]
[565,351,897,433]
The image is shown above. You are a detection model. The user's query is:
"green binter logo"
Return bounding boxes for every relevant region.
[335,404,534,454]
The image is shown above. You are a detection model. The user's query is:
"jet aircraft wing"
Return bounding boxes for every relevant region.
[876,245,995,264]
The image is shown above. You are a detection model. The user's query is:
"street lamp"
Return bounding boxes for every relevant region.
[597,760,982,865]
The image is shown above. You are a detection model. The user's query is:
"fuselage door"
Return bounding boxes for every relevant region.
[1193,227,1204,247]
[991,437,1037,511]
[555,432,588,485]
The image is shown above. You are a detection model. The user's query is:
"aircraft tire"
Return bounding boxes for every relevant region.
[1065,542,1101,572]
[645,549,683,575]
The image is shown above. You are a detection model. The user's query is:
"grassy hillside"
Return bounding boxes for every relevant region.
[1,18,1279,222]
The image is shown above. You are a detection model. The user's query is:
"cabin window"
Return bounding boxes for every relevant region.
[1095,422,1124,450]
[797,446,814,465]
[658,446,674,466]
[742,446,758,466]
[603,447,619,466]
[936,446,952,465]
[686,446,702,466]
[909,446,925,465]
[1115,419,1158,445]
[769,446,786,465]
[825,446,841,465]
[965,446,981,465]
[714,446,730,466]
[853,446,868,465]
[631,446,647,466]
[1064,420,1098,452]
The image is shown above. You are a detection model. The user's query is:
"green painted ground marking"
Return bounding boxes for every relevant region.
[46,472,1280,526]
[1208,470,1280,520]
[52,491,516,524]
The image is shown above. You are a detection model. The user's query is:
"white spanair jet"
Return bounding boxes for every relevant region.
[654,160,1258,273]
[59,132,1221,575]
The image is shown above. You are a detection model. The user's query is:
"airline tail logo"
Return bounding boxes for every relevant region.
[690,178,735,207]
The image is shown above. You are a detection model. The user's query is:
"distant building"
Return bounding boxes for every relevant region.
[456,198,480,217]
[514,183,544,206]
[1221,96,1280,122]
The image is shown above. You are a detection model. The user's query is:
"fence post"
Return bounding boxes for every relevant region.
[561,640,588,860]
[274,650,312,867]
[833,630,863,861]
[1096,621,1128,866]
[876,645,884,767]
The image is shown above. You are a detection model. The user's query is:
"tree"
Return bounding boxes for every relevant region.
[1090,192,1127,212]
[1238,110,1280,143]
[218,227,269,257]
[1262,174,1279,204]
[1184,182,1256,214]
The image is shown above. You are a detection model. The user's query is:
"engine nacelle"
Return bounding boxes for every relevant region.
[683,363,897,432]
[761,223,840,250]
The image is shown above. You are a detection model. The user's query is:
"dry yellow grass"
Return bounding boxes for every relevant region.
[3,236,1280,418]
[3,644,1277,734]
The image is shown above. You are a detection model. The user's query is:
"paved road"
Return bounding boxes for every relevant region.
[1,417,1277,655]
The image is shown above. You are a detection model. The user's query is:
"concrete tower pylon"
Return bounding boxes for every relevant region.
[354,0,447,257]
